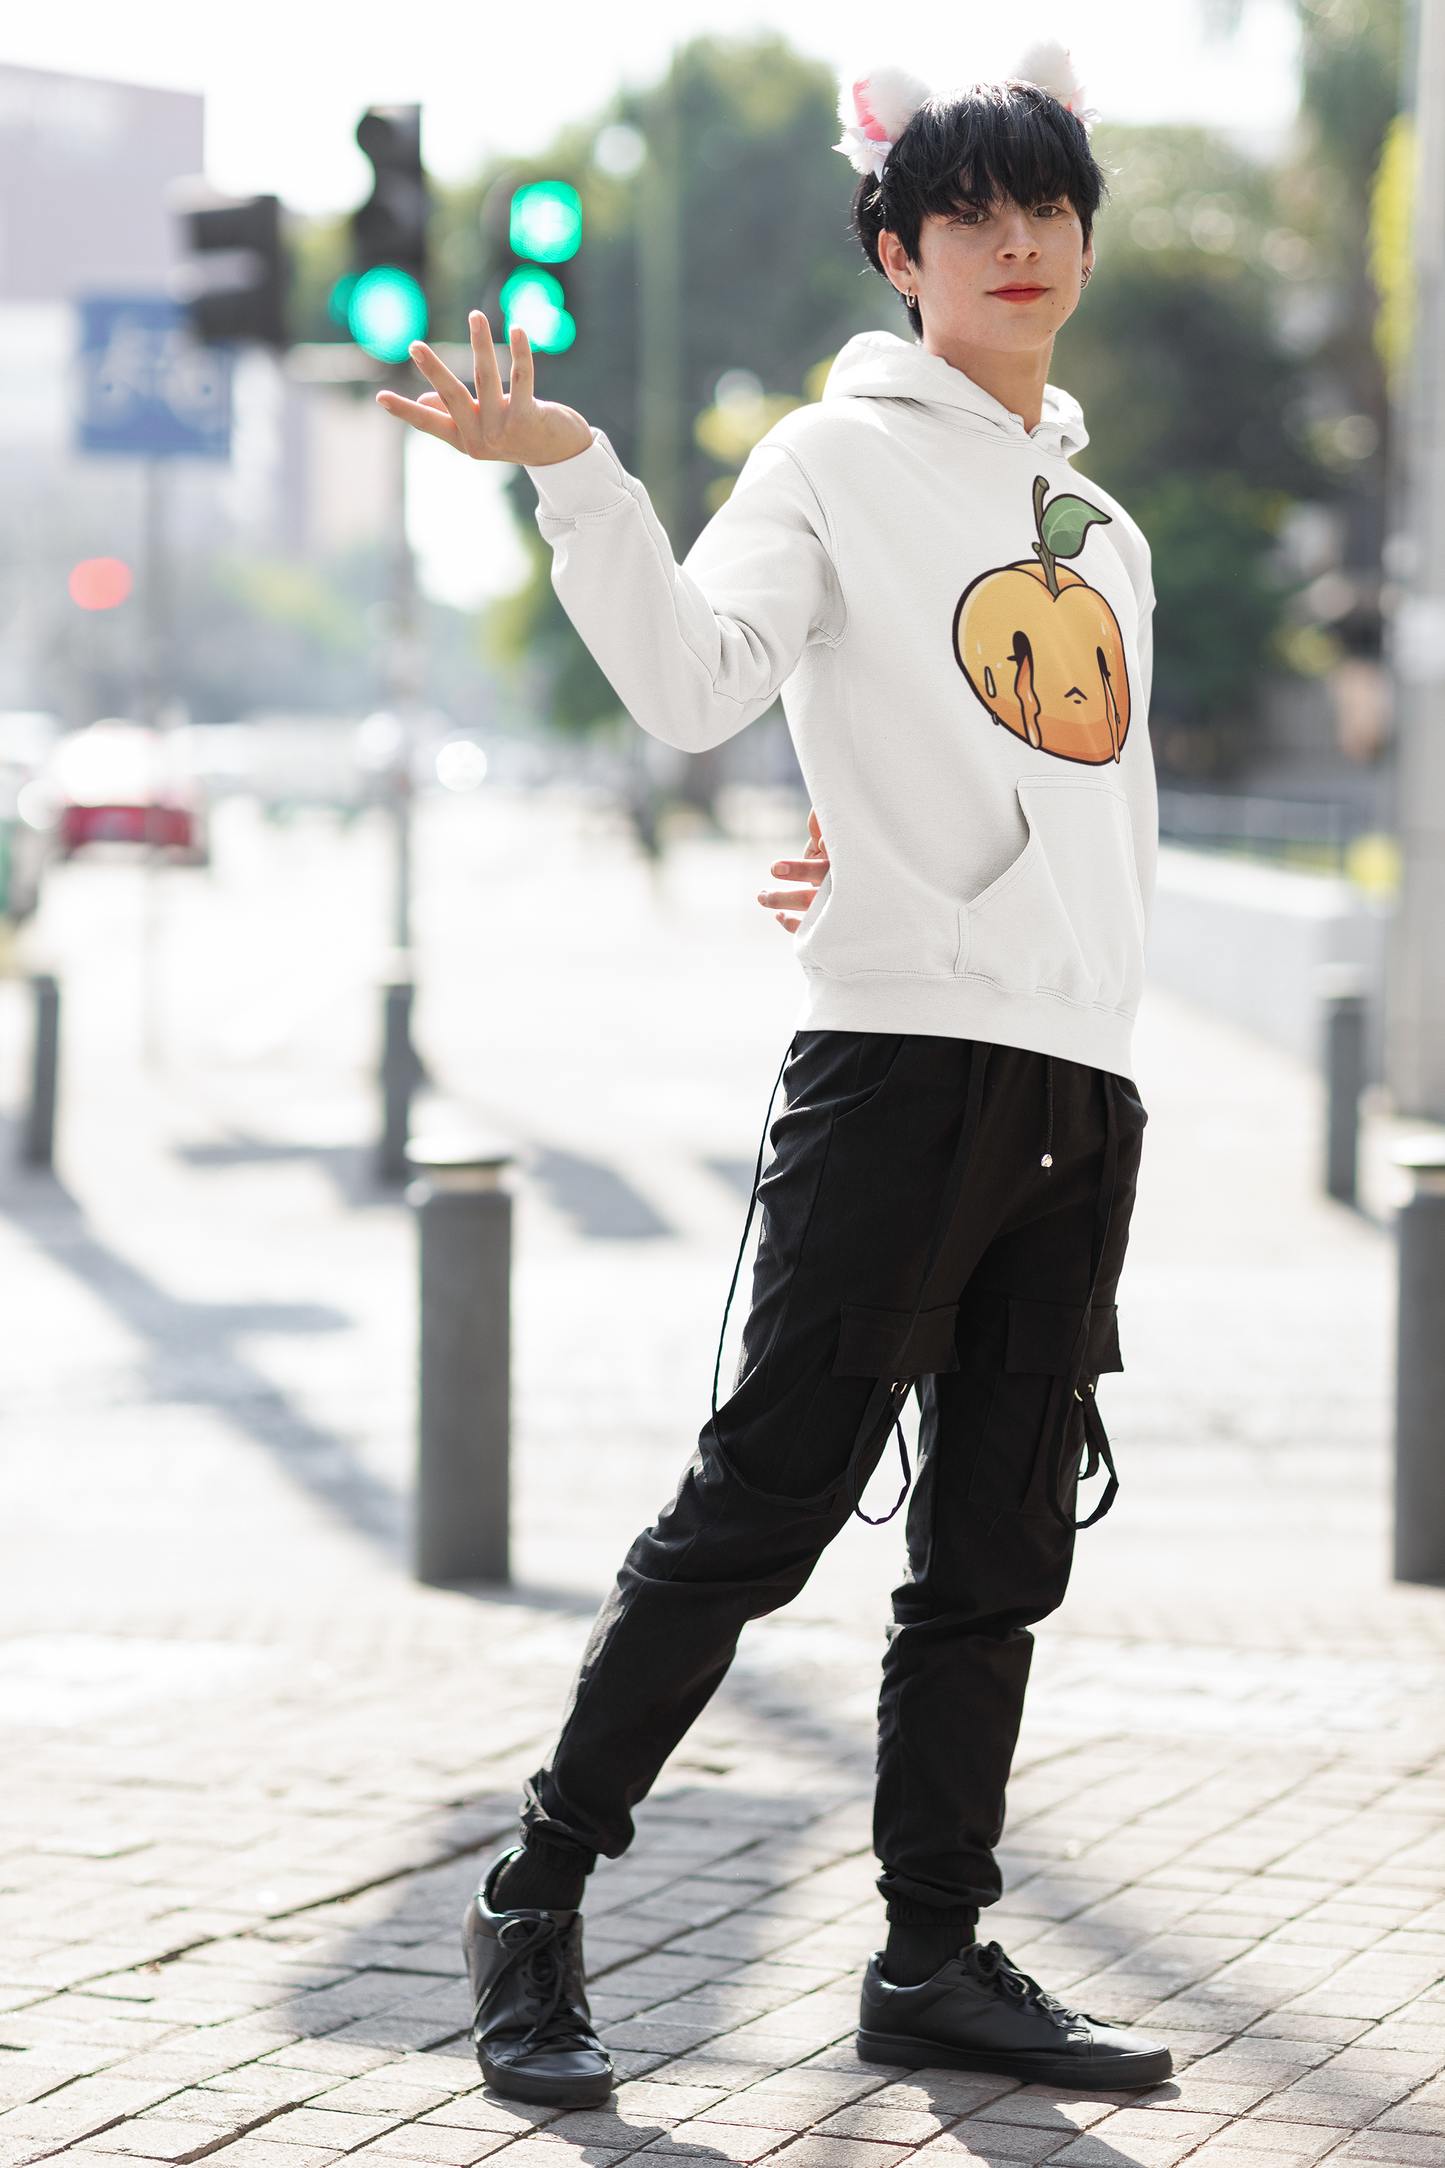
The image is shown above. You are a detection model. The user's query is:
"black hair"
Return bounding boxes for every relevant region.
[853,81,1105,338]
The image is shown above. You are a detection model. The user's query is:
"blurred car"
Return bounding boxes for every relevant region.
[31,721,208,863]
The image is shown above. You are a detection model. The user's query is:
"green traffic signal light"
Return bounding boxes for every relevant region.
[344,265,428,361]
[509,181,583,264]
[499,267,575,352]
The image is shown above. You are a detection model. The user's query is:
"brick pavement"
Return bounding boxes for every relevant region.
[1,789,1443,2168]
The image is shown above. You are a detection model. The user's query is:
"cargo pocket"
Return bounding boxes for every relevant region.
[966,1295,1122,1519]
[1007,1296,1122,1379]
[832,1302,960,1378]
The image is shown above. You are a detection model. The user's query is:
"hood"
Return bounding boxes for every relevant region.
[822,330,1088,461]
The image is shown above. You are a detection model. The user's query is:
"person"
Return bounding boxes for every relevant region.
[380,44,1168,2109]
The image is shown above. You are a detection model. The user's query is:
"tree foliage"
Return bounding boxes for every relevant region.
[1050,0,1403,768]
[1050,126,1308,747]
[474,36,893,735]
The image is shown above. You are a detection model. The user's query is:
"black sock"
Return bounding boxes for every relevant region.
[882,1902,977,1985]
[492,1834,595,1914]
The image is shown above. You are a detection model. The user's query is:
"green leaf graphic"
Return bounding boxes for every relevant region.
[1040,494,1112,560]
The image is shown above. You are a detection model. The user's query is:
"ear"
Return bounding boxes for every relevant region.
[1082,233,1096,278]
[877,228,914,296]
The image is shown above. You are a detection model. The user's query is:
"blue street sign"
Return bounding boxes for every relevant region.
[77,297,232,460]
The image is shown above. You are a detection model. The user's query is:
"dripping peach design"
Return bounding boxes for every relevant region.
[952,476,1130,765]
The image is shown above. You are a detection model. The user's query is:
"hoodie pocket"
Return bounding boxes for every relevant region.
[955,778,1145,1014]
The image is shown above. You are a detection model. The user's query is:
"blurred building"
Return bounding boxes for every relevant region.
[0,65,205,719]
[0,64,201,302]
[0,64,377,724]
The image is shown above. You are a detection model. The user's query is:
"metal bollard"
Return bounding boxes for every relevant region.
[1393,1139,1445,1584]
[23,975,59,1169]
[378,979,415,1183]
[408,1140,514,1584]
[1318,963,1367,1206]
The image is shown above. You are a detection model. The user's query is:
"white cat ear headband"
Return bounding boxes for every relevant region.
[835,41,1095,181]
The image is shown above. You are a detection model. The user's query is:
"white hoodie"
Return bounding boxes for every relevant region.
[527,330,1157,1077]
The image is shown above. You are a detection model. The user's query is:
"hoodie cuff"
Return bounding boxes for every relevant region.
[525,431,631,520]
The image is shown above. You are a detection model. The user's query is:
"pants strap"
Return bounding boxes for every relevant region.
[1042,1071,1122,1530]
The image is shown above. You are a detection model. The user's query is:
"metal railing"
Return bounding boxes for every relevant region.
[1156,788,1376,874]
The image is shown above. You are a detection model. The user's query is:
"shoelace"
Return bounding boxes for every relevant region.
[480,1913,593,2053]
[966,1940,1075,2025]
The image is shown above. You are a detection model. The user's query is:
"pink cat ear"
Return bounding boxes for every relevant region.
[851,80,892,145]
[835,65,931,177]
[1011,39,1098,126]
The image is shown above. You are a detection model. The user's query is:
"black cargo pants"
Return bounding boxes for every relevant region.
[523,1032,1146,1913]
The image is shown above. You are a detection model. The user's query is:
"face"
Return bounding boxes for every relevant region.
[878,194,1093,357]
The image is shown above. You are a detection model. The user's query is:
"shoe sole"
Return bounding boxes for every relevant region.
[478,2051,614,2108]
[856,2028,1173,2090]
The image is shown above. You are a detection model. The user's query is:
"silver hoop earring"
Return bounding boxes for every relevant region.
[1080,266,1092,288]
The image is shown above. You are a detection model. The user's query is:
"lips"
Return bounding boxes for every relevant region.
[991,284,1048,302]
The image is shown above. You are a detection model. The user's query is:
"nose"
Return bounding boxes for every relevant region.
[995,211,1040,259]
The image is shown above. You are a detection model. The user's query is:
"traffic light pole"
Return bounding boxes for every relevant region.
[1389,0,1445,1115]
[378,363,420,1180]
[386,374,418,952]
[139,459,168,727]
[342,102,431,1177]
[140,457,172,1069]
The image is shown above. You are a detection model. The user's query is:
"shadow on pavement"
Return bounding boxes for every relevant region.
[174,1134,678,1241]
[197,1785,1186,2156]
[703,1156,756,1200]
[529,1147,675,1240]
[174,1135,402,1211]
[0,1124,406,1554]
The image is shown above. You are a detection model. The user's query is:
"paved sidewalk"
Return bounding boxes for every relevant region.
[1,790,1443,2168]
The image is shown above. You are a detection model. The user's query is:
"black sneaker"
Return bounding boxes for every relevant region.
[461,1849,614,2107]
[858,1940,1173,2090]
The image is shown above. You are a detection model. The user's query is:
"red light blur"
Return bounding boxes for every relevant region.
[68,558,133,611]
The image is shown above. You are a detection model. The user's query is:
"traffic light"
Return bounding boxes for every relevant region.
[178,194,288,347]
[339,105,431,363]
[481,177,582,354]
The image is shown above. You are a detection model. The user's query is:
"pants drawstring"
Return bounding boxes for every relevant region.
[1041,1055,1054,1170]
[710,1047,790,1441]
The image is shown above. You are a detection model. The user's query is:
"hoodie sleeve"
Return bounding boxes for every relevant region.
[525,430,844,752]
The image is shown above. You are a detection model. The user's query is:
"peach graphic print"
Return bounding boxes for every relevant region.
[952,476,1130,764]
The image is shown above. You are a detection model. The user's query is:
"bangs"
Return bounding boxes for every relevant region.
[911,84,1098,225]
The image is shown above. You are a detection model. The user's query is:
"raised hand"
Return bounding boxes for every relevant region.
[375,309,593,467]
[758,808,829,933]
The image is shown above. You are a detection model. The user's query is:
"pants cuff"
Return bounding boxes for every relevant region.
[520,1769,615,1865]
[877,1868,1000,1911]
